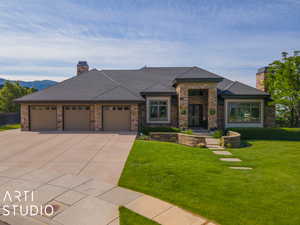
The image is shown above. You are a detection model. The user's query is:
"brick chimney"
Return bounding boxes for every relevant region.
[256,66,268,92]
[77,61,89,75]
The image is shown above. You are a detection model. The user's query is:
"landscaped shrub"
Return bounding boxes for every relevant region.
[141,126,181,135]
[212,129,223,138]
[181,129,193,135]
[230,127,300,140]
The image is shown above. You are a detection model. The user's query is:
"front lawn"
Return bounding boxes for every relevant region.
[119,139,300,225]
[0,124,20,131]
[119,207,160,225]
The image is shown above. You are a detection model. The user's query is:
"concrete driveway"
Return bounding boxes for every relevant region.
[0,130,213,225]
[0,129,137,225]
[0,129,136,185]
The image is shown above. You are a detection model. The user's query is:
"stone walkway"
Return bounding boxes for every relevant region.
[206,138,252,171]
[0,167,218,225]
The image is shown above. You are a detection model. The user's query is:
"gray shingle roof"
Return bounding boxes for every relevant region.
[221,81,269,97]
[15,66,269,102]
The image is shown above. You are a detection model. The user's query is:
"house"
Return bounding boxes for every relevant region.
[15,61,275,131]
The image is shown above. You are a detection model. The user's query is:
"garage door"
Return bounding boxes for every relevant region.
[103,105,131,131]
[30,105,57,131]
[63,105,90,131]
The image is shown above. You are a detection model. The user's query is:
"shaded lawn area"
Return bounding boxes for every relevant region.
[0,124,20,131]
[119,140,300,225]
[119,207,160,225]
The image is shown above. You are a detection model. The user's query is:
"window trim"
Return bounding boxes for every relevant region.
[146,96,171,124]
[225,99,264,128]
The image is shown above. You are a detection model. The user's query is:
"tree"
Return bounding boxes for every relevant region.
[266,51,300,127]
[0,81,36,112]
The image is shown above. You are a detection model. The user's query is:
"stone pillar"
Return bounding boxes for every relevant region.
[90,104,95,131]
[131,104,139,131]
[264,103,275,127]
[177,86,188,129]
[208,88,218,130]
[57,104,63,131]
[94,104,102,131]
[20,104,29,131]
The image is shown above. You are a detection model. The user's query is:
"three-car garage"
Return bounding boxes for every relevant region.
[28,104,133,131]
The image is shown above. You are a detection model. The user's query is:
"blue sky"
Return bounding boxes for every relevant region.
[0,0,299,86]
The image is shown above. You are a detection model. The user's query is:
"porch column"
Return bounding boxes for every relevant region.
[177,86,188,129]
[208,88,218,130]
[56,104,63,131]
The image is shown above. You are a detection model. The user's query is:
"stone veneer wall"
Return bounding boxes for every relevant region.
[217,101,225,129]
[130,104,139,131]
[149,132,178,143]
[139,96,178,129]
[149,132,206,147]
[94,104,102,131]
[221,131,241,148]
[20,104,29,131]
[176,82,218,130]
[264,102,276,127]
[256,72,267,92]
[20,103,139,131]
[56,104,63,131]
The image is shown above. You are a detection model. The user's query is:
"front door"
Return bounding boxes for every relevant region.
[188,104,203,128]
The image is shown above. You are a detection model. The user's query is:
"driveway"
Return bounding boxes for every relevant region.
[0,129,137,225]
[0,129,136,184]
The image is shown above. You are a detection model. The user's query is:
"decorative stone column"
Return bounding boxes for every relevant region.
[89,104,95,131]
[131,104,139,131]
[208,88,218,130]
[20,104,29,131]
[94,104,102,131]
[56,104,63,131]
[177,86,188,129]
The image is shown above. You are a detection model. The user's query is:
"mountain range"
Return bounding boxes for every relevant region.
[0,78,57,90]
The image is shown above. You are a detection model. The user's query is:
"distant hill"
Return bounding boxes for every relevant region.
[0,78,57,90]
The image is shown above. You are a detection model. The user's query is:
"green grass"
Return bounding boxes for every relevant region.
[230,127,300,140]
[119,207,160,225]
[0,124,20,131]
[119,140,300,225]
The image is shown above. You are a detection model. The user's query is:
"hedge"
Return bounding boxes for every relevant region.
[230,128,300,141]
[141,126,181,135]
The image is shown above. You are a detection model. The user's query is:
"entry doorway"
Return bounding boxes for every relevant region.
[188,104,203,128]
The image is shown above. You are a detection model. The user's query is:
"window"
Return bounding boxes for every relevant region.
[228,102,261,123]
[147,98,170,123]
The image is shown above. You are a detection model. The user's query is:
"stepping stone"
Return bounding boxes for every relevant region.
[219,158,241,162]
[230,167,253,170]
[212,151,232,155]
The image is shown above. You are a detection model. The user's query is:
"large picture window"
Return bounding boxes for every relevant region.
[147,98,170,123]
[228,102,261,123]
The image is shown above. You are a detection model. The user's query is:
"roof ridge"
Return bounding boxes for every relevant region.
[165,67,197,86]
[223,81,236,91]
[100,70,142,98]
[92,85,120,100]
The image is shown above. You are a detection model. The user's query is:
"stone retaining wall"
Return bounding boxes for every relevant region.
[149,132,206,147]
[149,132,178,143]
[221,131,241,148]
